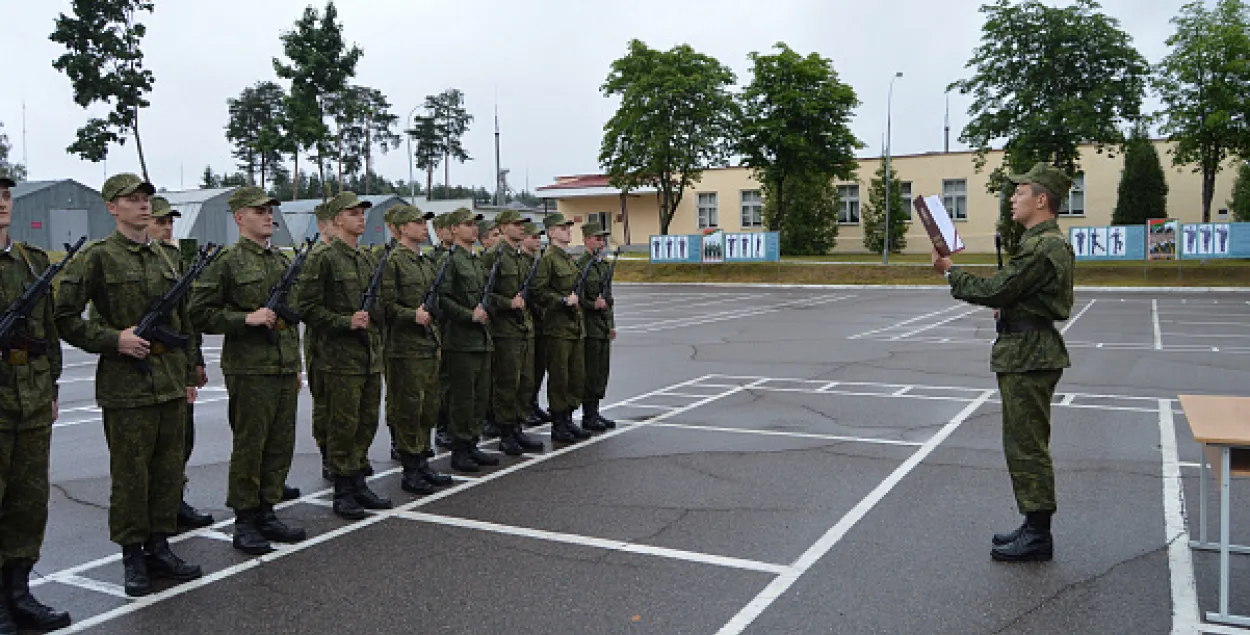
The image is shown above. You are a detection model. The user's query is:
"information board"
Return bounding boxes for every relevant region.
[1180,222,1250,259]
[1069,225,1144,261]
[649,232,779,264]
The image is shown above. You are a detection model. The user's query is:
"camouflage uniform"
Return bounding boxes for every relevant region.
[305,230,333,458]
[576,227,616,430]
[438,211,493,447]
[532,214,588,440]
[947,168,1075,517]
[0,241,60,567]
[484,239,533,428]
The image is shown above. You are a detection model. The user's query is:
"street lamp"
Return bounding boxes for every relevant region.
[884,71,903,265]
[405,104,421,204]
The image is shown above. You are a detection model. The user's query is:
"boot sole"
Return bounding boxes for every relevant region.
[334,509,368,521]
[124,585,150,598]
[14,614,72,630]
[402,483,436,495]
[148,568,203,582]
[259,531,306,543]
[991,549,1053,562]
[233,542,276,556]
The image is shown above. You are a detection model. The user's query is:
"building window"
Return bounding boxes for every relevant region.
[837,184,860,224]
[697,192,718,229]
[1059,174,1085,216]
[942,179,967,220]
[588,212,611,234]
[740,190,763,228]
[899,181,913,221]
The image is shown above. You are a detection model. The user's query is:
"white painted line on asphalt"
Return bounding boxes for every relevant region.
[1166,333,1250,339]
[712,391,995,635]
[655,392,727,399]
[44,375,751,634]
[847,304,964,339]
[394,511,789,575]
[52,397,230,429]
[1060,394,1076,407]
[1154,299,1164,350]
[619,295,854,334]
[889,307,981,341]
[1158,399,1201,635]
[1199,623,1250,635]
[1060,298,1098,335]
[56,575,131,600]
[891,386,912,397]
[645,421,924,447]
[198,530,234,543]
[1162,321,1250,327]
[617,403,679,410]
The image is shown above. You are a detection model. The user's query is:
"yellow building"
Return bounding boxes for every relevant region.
[536,141,1237,254]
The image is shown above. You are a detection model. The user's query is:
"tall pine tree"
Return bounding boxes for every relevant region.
[1111,130,1168,225]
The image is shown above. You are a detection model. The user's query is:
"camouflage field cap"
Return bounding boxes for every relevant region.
[523,222,544,237]
[102,173,156,202]
[542,213,575,229]
[494,209,525,225]
[150,196,180,218]
[477,218,494,235]
[228,186,280,212]
[581,221,610,238]
[0,174,14,189]
[389,204,433,226]
[1008,163,1072,205]
[325,191,373,217]
[445,207,484,226]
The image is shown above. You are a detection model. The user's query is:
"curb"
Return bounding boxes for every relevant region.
[615,282,1250,293]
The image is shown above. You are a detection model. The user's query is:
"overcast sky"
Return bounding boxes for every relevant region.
[2,0,1187,194]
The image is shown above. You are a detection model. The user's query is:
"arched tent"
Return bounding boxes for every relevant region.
[161,187,296,247]
[9,180,113,249]
[277,195,406,246]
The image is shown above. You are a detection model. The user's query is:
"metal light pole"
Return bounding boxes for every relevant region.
[883,72,903,265]
[405,104,421,204]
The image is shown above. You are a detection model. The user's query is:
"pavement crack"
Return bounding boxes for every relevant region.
[50,484,107,512]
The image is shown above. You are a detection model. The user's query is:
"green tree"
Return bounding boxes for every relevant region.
[599,39,738,234]
[201,166,220,189]
[0,123,27,182]
[406,114,443,201]
[225,81,290,189]
[738,43,862,233]
[1155,0,1250,222]
[50,0,157,180]
[949,0,1148,253]
[1228,161,1250,222]
[1112,128,1169,225]
[425,89,473,198]
[764,172,839,255]
[861,162,908,253]
[273,1,362,201]
[328,85,400,194]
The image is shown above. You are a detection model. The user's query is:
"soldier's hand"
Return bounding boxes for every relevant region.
[196,365,208,388]
[993,309,1000,320]
[415,306,433,326]
[51,399,58,422]
[246,308,278,328]
[472,306,489,324]
[350,311,371,330]
[511,294,525,310]
[118,327,150,359]
[594,297,608,310]
[931,248,952,275]
[565,293,579,307]
[186,387,198,404]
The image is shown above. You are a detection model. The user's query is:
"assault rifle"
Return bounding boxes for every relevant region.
[420,245,455,321]
[994,233,1004,333]
[476,244,503,327]
[0,236,87,376]
[357,239,394,346]
[600,248,621,304]
[569,248,598,308]
[516,246,544,321]
[260,234,317,342]
[134,243,223,373]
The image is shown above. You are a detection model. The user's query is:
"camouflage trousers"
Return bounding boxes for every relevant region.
[544,337,584,414]
[997,370,1063,514]
[321,373,382,477]
[446,351,490,443]
[492,337,534,425]
[103,399,186,546]
[308,365,328,451]
[532,334,547,405]
[225,374,299,510]
[437,355,450,433]
[583,337,611,402]
[0,421,52,564]
[385,355,439,456]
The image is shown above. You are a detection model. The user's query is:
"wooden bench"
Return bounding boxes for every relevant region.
[1179,395,1250,628]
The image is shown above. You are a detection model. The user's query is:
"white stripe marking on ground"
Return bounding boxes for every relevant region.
[1154,299,1164,350]
[847,304,965,339]
[1060,298,1098,335]
[1158,399,1200,635]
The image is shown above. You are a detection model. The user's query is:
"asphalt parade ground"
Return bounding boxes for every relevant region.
[36,284,1250,634]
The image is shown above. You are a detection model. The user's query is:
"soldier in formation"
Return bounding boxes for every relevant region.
[575,222,617,431]
[531,214,591,443]
[932,163,1075,562]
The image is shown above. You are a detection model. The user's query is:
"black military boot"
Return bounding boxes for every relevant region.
[415,455,454,486]
[468,444,501,466]
[121,544,150,597]
[144,534,203,581]
[530,398,553,424]
[256,503,306,543]
[0,596,15,635]
[231,509,275,556]
[320,448,332,482]
[361,462,376,477]
[352,472,393,510]
[511,424,545,452]
[399,452,436,495]
[580,400,607,432]
[177,500,214,530]
[497,424,524,456]
[282,484,301,501]
[550,412,576,444]
[390,443,402,461]
[992,518,1027,546]
[482,413,500,439]
[595,406,617,429]
[991,512,1053,562]
[435,427,455,450]
[4,560,70,631]
[450,442,481,473]
[565,410,592,440]
[332,475,367,520]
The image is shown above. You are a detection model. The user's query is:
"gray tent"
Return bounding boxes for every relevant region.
[10,180,113,249]
[162,187,296,247]
[277,195,405,246]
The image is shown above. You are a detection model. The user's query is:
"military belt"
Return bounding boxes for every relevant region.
[997,317,1055,334]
